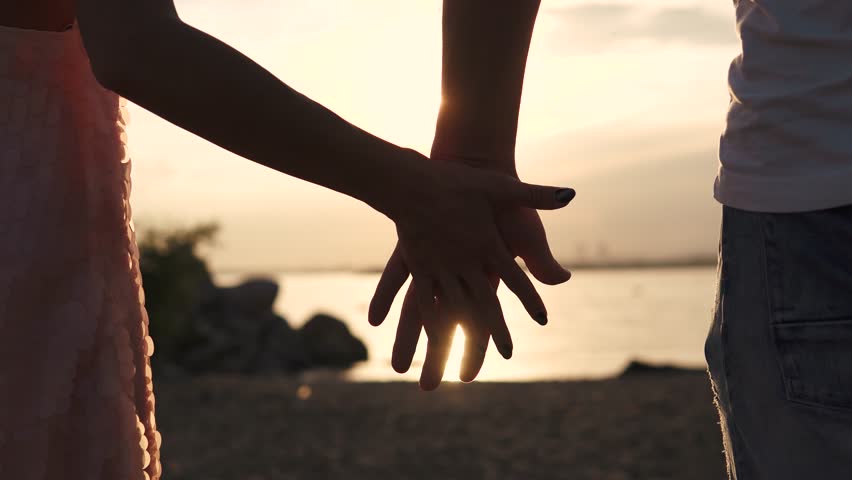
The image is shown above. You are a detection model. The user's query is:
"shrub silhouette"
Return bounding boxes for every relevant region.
[138,222,219,366]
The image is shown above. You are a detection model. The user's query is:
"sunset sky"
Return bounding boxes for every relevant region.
[126,0,740,272]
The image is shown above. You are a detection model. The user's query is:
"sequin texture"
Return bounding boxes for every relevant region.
[0,24,161,480]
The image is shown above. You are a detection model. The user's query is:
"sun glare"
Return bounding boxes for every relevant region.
[444,324,467,383]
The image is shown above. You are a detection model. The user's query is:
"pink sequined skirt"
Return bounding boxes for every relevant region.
[0,24,161,479]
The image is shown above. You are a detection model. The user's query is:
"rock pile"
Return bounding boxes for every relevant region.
[157,278,368,376]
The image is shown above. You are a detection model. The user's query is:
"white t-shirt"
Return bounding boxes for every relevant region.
[715,0,852,212]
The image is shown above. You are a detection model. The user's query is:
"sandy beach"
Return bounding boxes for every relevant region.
[154,371,726,480]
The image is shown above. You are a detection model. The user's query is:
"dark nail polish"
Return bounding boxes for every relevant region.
[555,188,576,204]
[535,312,548,326]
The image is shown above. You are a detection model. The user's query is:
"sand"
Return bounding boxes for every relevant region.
[154,372,727,480]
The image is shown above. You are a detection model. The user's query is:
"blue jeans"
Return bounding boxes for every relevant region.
[706,205,852,479]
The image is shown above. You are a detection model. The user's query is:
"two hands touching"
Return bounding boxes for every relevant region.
[367,149,575,390]
[361,0,566,390]
[72,0,563,391]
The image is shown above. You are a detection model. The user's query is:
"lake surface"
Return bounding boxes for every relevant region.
[213,266,718,382]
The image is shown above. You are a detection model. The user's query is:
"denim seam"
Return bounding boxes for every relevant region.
[773,315,852,326]
[786,396,852,414]
[761,213,794,410]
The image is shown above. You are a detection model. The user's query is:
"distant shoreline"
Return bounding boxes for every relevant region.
[552,257,717,271]
[213,257,717,276]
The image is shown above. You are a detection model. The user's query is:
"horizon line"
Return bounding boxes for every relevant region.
[211,255,717,276]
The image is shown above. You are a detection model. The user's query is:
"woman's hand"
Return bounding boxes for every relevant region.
[370,152,574,390]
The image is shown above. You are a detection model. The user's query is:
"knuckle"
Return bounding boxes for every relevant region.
[531,186,547,206]
[523,185,537,205]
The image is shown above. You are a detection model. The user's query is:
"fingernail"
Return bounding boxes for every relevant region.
[535,312,548,326]
[555,188,576,204]
[500,343,513,359]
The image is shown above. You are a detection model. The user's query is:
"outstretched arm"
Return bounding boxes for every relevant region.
[434,0,571,286]
[76,0,411,218]
[76,0,573,387]
[432,0,541,174]
[370,0,573,390]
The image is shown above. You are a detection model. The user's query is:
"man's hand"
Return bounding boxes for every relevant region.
[369,0,557,390]
[369,155,573,390]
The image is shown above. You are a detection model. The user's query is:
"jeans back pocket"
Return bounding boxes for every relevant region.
[773,319,852,410]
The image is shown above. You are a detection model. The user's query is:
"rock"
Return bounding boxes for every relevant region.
[160,277,367,375]
[177,278,293,374]
[253,311,310,373]
[619,360,703,377]
[220,279,279,316]
[299,313,368,368]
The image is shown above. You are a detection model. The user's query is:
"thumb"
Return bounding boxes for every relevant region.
[520,248,572,286]
[368,244,410,326]
[499,209,572,285]
[486,175,576,210]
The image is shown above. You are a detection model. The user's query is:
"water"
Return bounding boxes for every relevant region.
[213,266,717,382]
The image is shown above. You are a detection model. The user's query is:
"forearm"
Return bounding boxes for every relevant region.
[433,0,541,174]
[80,16,412,218]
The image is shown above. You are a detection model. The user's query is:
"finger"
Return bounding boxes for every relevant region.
[391,283,423,373]
[459,321,489,383]
[499,210,572,286]
[519,250,571,286]
[368,244,410,326]
[419,278,457,391]
[487,273,501,290]
[465,272,512,360]
[419,316,455,391]
[411,275,436,323]
[517,237,571,286]
[483,174,576,210]
[491,242,548,326]
[440,274,488,382]
[436,274,467,319]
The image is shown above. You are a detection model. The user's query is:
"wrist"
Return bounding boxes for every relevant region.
[429,145,518,178]
[362,147,433,221]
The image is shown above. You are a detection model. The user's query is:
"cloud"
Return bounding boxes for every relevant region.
[545,3,738,51]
